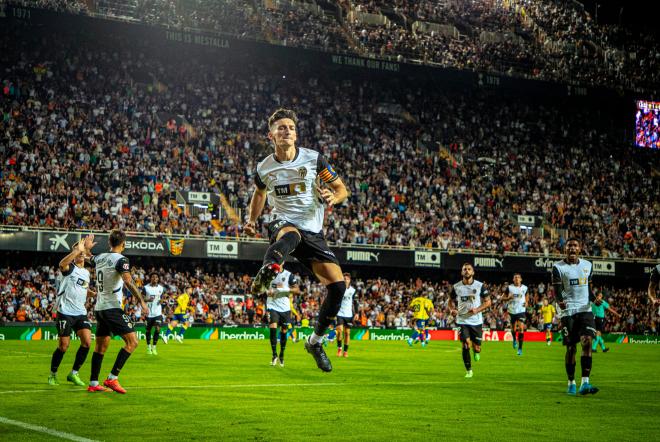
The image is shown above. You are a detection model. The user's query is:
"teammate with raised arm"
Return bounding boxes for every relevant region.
[552,238,599,396]
[244,108,349,372]
[85,230,148,394]
[49,235,96,387]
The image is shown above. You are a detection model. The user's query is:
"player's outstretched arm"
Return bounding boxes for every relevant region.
[58,236,94,271]
[122,273,149,317]
[607,305,621,318]
[244,187,267,236]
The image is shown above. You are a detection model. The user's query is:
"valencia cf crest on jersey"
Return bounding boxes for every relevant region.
[298,166,307,179]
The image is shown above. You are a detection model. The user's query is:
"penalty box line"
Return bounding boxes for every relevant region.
[0,416,99,442]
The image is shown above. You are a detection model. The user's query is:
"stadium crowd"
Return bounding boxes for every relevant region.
[1,23,658,258]
[0,265,657,335]
[11,0,659,90]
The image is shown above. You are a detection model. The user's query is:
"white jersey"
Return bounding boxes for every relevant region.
[452,280,489,326]
[56,264,90,316]
[255,147,339,233]
[144,284,165,318]
[552,258,593,317]
[267,270,297,312]
[507,284,528,315]
[92,252,130,311]
[337,286,356,317]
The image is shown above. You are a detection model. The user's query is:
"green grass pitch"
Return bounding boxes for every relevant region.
[0,339,658,441]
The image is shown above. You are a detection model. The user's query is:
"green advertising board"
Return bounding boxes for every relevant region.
[0,326,654,344]
[0,326,414,341]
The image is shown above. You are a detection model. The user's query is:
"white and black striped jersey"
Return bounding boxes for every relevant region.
[56,264,90,316]
[507,284,528,315]
[452,280,489,326]
[144,284,165,318]
[255,147,339,233]
[92,252,130,311]
[337,286,357,317]
[267,270,298,312]
[552,259,593,317]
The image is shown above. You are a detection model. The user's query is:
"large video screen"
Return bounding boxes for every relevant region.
[635,100,660,149]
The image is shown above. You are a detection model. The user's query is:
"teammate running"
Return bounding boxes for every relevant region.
[244,108,349,372]
[49,236,96,387]
[501,274,528,356]
[266,268,300,367]
[336,273,358,357]
[144,273,165,355]
[552,238,599,396]
[449,263,491,378]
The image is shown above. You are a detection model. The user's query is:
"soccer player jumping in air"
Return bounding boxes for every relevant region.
[244,108,349,372]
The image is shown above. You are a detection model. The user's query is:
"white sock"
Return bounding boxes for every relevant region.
[581,377,589,385]
[50,371,57,376]
[71,370,78,375]
[309,332,323,345]
[568,380,576,386]
[90,381,99,387]
[108,374,118,380]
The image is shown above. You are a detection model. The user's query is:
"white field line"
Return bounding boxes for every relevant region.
[0,416,100,442]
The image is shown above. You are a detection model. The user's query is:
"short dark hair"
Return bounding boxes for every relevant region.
[343,272,351,277]
[566,237,580,244]
[268,108,297,128]
[109,230,126,248]
[513,273,522,278]
[462,262,473,269]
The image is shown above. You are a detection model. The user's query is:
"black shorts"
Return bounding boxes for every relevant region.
[594,317,606,333]
[56,313,92,337]
[459,324,483,345]
[95,308,134,337]
[268,220,340,270]
[268,309,292,328]
[336,316,353,327]
[509,312,526,325]
[560,312,597,346]
[146,315,163,328]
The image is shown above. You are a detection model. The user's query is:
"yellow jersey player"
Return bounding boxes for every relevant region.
[163,287,193,343]
[539,298,556,346]
[407,294,434,348]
